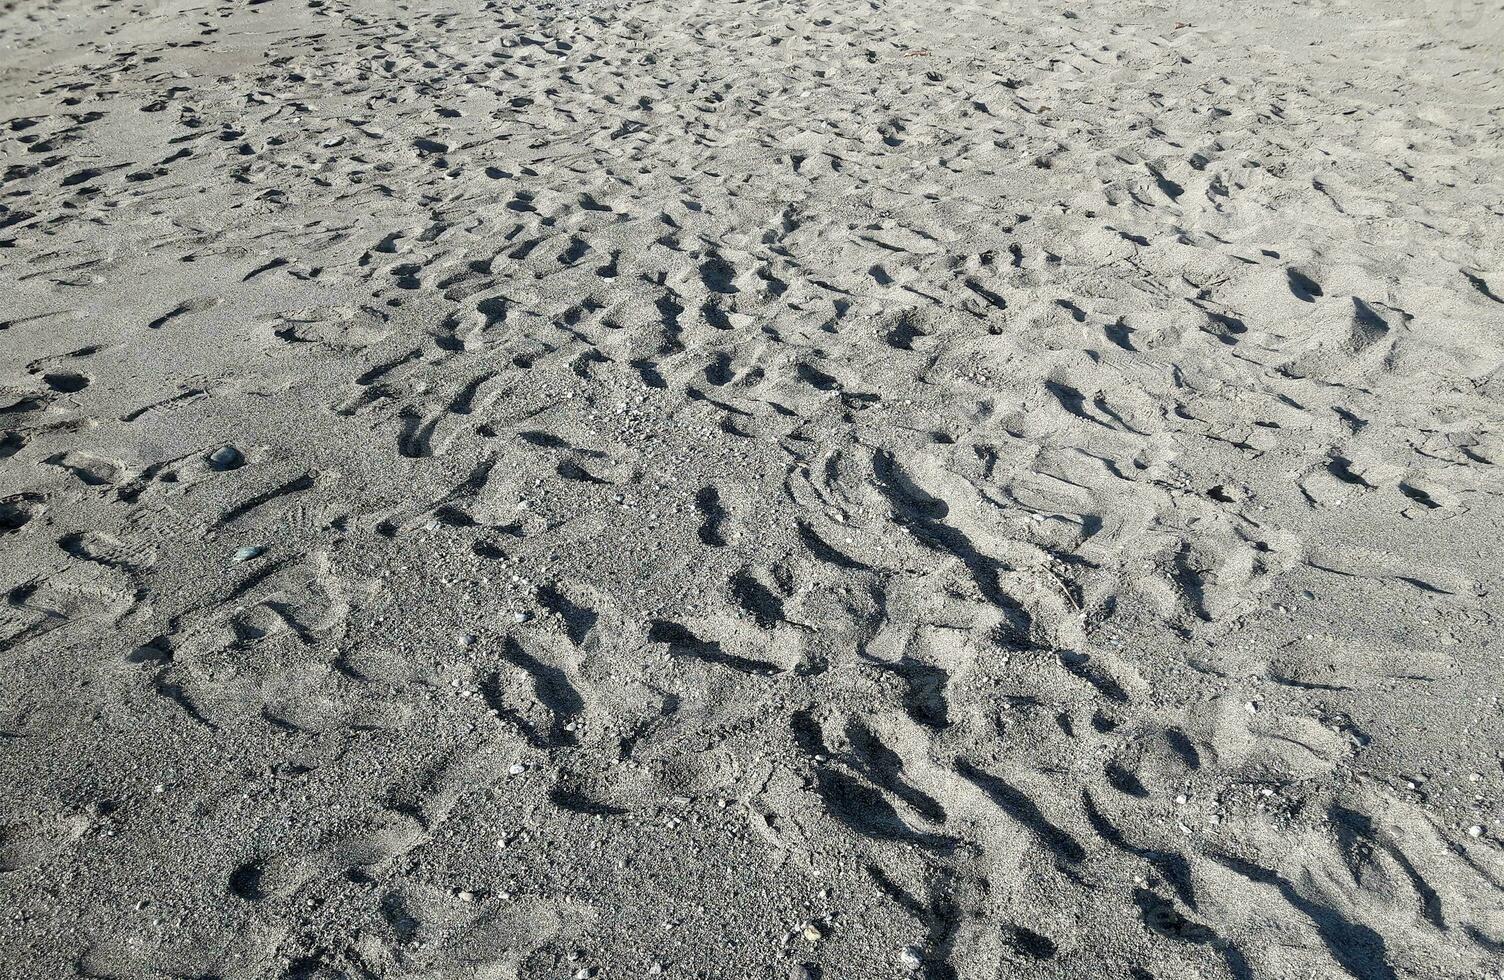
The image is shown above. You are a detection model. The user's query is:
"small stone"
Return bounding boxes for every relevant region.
[648,962,665,977]
[900,945,925,971]
[789,965,814,980]
[456,889,477,903]
[232,545,264,562]
[1468,825,1485,838]
[802,923,822,942]
[508,763,527,775]
[457,633,477,648]
[513,611,530,624]
[208,445,244,471]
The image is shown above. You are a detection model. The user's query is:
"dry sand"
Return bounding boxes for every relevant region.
[2,0,1504,977]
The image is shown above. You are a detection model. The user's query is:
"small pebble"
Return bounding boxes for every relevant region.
[508,763,527,775]
[900,945,925,971]
[1468,825,1485,838]
[232,546,264,562]
[208,445,244,471]
[789,965,814,980]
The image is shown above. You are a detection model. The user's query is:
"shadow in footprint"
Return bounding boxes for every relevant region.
[695,486,727,547]
[729,570,784,629]
[956,759,1084,865]
[1286,268,1324,303]
[647,620,781,675]
[815,768,954,852]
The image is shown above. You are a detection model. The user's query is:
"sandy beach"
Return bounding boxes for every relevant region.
[2,0,1503,976]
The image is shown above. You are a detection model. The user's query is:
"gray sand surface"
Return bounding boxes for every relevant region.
[2,0,1504,977]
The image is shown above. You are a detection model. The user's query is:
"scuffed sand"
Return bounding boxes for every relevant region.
[2,0,1504,977]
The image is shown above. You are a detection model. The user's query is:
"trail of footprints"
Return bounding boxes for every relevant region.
[2,0,1503,976]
